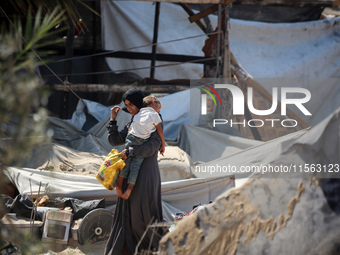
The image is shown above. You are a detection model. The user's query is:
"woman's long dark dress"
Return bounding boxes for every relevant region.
[104,120,164,255]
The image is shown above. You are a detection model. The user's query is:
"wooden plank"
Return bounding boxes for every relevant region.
[230,52,310,129]
[179,3,208,34]
[188,1,235,23]
[188,4,219,23]
[45,83,189,94]
[223,5,231,78]
[130,0,225,3]
[130,0,339,6]
[233,0,340,6]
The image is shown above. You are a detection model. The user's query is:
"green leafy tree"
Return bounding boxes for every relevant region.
[1,0,99,26]
[0,7,67,254]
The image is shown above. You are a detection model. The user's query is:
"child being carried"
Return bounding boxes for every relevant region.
[116,95,165,199]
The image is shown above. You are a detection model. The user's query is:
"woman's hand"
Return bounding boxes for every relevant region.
[159,145,165,155]
[110,106,121,120]
[121,149,128,160]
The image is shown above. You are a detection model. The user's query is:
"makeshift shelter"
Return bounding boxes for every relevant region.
[2,0,340,253]
[159,105,340,254]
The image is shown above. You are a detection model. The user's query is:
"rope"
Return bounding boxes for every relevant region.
[42,56,216,78]
[1,7,221,91]
[51,31,222,63]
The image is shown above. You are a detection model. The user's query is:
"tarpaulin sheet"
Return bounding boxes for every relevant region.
[101,1,340,127]
[101,1,340,82]
[4,167,234,215]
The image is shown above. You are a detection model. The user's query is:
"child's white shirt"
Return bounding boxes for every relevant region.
[129,107,162,139]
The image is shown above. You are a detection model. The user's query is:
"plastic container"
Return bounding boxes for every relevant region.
[1,214,43,236]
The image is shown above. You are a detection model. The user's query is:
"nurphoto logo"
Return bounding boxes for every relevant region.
[198,82,223,115]
[199,83,312,128]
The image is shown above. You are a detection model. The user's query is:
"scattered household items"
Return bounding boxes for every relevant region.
[4,167,234,219]
[173,201,212,222]
[42,210,73,246]
[96,149,126,190]
[1,193,112,251]
[174,212,184,222]
[35,195,50,207]
[135,220,173,254]
[54,197,105,220]
[2,194,43,221]
[0,240,21,255]
[1,213,43,236]
[77,208,114,245]
[159,108,340,254]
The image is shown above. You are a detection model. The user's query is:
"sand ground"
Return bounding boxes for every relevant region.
[40,238,107,255]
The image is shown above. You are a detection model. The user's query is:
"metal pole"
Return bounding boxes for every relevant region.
[64,16,75,82]
[150,2,160,79]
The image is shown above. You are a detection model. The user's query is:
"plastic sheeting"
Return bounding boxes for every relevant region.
[4,167,234,217]
[193,128,308,179]
[176,124,262,163]
[159,106,340,255]
[54,89,198,143]
[101,1,340,81]
[194,105,340,180]
[229,19,340,79]
[65,99,111,131]
[101,1,205,80]
[4,100,339,221]
[2,194,43,221]
[101,1,340,127]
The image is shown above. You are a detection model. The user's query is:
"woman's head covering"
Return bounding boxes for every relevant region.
[122,89,144,112]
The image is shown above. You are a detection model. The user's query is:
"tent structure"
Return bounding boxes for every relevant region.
[2,1,340,253]
[159,104,340,254]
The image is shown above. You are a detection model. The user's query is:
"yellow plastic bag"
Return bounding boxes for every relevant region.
[96,149,126,190]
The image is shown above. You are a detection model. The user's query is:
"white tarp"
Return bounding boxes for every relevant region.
[101,2,340,81]
[6,9,340,222]
[159,104,340,255]
[101,1,205,80]
[101,2,340,126]
[4,97,339,221]
[230,19,340,79]
[176,124,262,163]
[61,88,198,142]
[65,99,111,130]
[4,167,234,217]
[193,128,308,179]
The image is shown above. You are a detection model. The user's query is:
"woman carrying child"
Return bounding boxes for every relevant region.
[105,89,164,255]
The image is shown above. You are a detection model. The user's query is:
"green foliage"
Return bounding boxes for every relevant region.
[0,6,66,254]
[1,7,66,71]
[0,7,66,168]
[3,0,100,27]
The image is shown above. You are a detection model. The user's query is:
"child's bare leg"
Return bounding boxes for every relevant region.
[122,183,134,200]
[116,176,125,197]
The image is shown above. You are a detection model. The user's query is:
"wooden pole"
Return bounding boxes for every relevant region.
[130,0,339,6]
[179,3,208,34]
[230,52,310,129]
[216,3,222,77]
[45,83,189,94]
[223,4,231,79]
